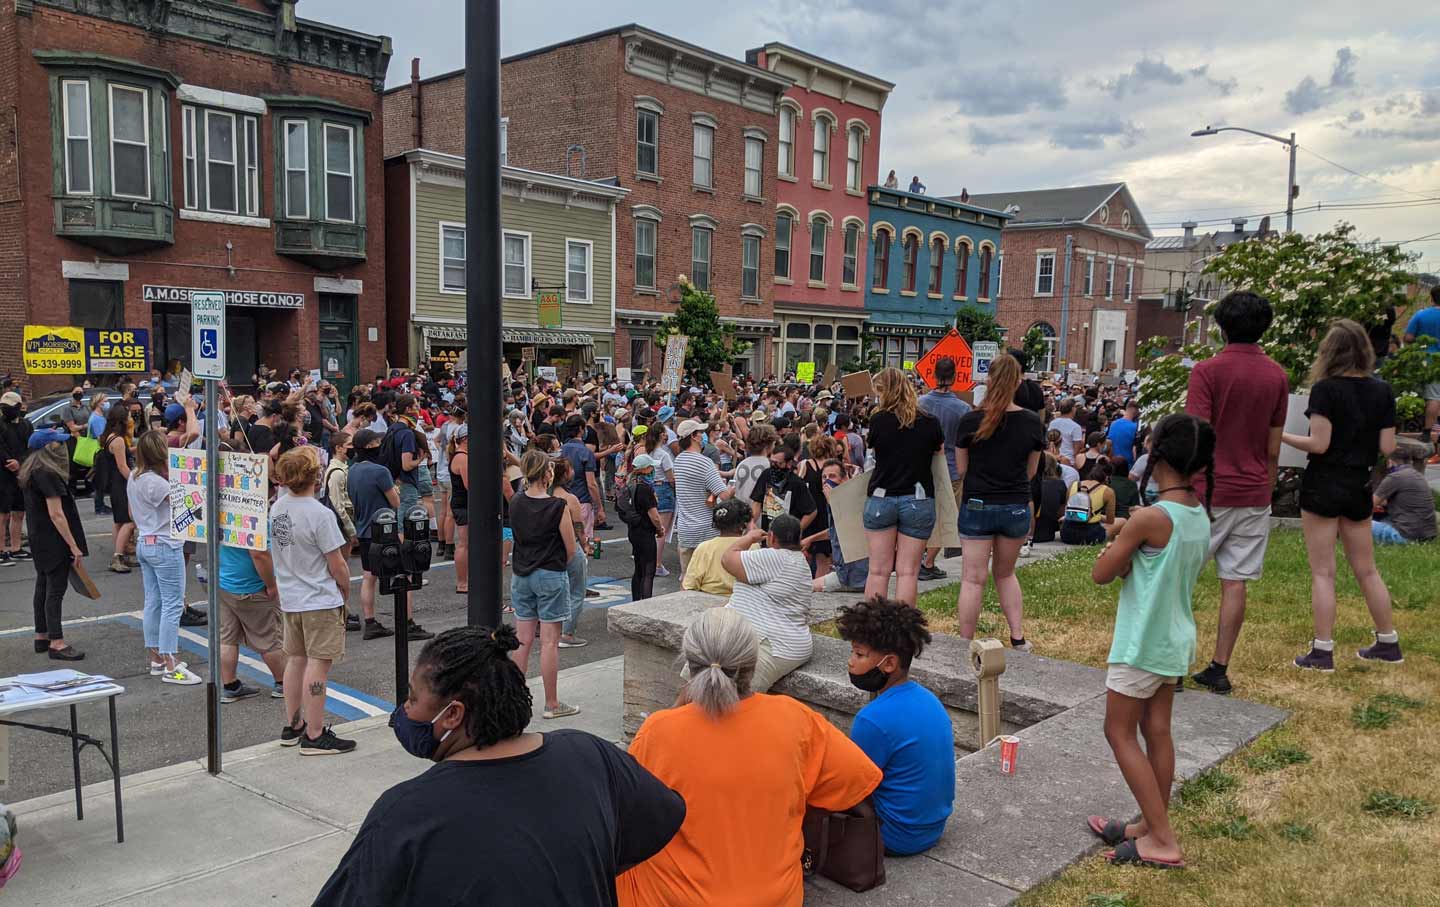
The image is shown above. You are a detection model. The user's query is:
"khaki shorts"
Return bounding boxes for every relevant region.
[282,607,346,662]
[751,638,811,693]
[1207,506,1272,582]
[219,588,283,652]
[1106,663,1176,699]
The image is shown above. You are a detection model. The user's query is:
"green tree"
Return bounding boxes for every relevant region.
[1021,326,1048,373]
[654,277,750,377]
[955,304,1003,345]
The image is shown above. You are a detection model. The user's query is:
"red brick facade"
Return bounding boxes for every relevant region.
[1,2,390,393]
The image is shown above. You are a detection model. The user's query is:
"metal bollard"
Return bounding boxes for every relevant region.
[971,638,1007,749]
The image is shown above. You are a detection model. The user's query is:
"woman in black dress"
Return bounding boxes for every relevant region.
[22,433,88,660]
[1283,319,1402,670]
[98,405,135,574]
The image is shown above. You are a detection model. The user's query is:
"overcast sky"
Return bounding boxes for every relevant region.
[307,0,1440,270]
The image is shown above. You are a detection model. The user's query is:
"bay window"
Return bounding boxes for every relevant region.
[324,123,355,223]
[108,84,150,199]
[62,80,92,194]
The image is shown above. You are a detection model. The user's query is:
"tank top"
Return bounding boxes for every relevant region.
[1107,500,1210,676]
[508,494,568,576]
[449,454,468,512]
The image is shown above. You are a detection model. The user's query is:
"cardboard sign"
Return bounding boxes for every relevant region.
[710,370,736,399]
[796,361,816,383]
[840,371,874,399]
[822,361,837,388]
[660,335,688,393]
[914,329,974,392]
[1279,394,1312,469]
[830,454,960,558]
[168,449,271,551]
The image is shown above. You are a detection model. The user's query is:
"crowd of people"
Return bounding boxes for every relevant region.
[3,283,1435,896]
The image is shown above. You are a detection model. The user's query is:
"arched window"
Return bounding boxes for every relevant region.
[872,228,890,290]
[902,233,919,292]
[954,240,970,297]
[1029,321,1058,373]
[842,223,860,286]
[774,211,793,279]
[928,237,944,294]
[812,116,831,183]
[809,215,829,283]
[846,125,863,191]
[978,245,993,298]
[778,106,796,177]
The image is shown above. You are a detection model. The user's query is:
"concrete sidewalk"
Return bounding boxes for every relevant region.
[4,657,625,907]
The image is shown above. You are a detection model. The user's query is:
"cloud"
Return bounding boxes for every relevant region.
[1373,94,1414,115]
[934,67,1065,117]
[1048,119,1142,151]
[1422,92,1440,116]
[1284,47,1359,114]
[1355,123,1440,142]
[1098,58,1237,99]
[1347,109,1366,123]
[967,124,1021,152]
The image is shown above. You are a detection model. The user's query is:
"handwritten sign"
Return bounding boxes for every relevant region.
[168,449,271,551]
[660,335,688,393]
[796,361,816,383]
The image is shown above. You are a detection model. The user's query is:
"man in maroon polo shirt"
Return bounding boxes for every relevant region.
[1185,291,1289,694]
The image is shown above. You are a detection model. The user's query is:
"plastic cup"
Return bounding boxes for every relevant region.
[999,735,1020,775]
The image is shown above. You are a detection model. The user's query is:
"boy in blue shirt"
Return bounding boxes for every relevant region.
[836,598,954,855]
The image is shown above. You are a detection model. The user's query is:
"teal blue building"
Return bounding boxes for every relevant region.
[865,187,1009,369]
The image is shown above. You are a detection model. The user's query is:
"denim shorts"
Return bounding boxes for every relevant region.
[959,500,1032,540]
[510,568,569,622]
[654,481,675,514]
[417,465,434,498]
[863,494,936,540]
[398,479,420,517]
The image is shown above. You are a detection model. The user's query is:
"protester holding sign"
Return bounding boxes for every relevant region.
[130,432,201,685]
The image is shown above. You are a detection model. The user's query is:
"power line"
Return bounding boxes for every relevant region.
[1146,197,1440,229]
[1298,147,1440,203]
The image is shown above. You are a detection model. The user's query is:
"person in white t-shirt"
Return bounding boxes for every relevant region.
[270,447,356,756]
[1049,398,1086,462]
[732,424,778,507]
[722,514,813,691]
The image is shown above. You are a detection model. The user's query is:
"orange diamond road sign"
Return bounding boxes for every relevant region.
[913,329,974,392]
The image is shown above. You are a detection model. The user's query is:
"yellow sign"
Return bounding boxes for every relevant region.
[85,329,148,373]
[903,360,916,371]
[795,361,816,383]
[24,326,85,374]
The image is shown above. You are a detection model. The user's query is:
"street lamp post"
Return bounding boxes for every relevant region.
[1191,125,1298,233]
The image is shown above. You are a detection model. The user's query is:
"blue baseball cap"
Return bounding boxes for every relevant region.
[164,403,185,425]
[656,405,675,423]
[29,427,69,449]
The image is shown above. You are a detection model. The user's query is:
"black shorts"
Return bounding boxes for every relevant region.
[1300,467,1372,522]
[109,477,132,524]
[808,539,833,558]
[451,507,469,527]
[357,537,374,574]
[0,477,22,514]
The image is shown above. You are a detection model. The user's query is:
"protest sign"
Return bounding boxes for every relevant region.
[660,335,688,393]
[831,454,959,557]
[710,370,736,399]
[840,371,874,399]
[796,361,816,383]
[168,449,271,550]
[822,361,837,388]
[1279,394,1312,469]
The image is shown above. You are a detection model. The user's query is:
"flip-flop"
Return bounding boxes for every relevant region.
[1105,839,1186,870]
[1087,816,1131,846]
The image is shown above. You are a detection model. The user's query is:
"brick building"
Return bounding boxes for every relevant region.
[743,43,892,377]
[384,25,792,376]
[961,183,1152,374]
[0,0,391,392]
[1140,217,1277,349]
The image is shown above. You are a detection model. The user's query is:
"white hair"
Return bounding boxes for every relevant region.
[680,609,759,719]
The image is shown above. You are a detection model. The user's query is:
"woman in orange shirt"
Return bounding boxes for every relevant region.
[617,608,881,907]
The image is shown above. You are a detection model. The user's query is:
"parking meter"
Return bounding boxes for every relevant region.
[400,506,432,578]
[368,510,404,593]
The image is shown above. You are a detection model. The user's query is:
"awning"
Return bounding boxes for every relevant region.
[502,329,595,347]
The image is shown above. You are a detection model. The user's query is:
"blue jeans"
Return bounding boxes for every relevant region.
[863,494,936,540]
[138,540,186,655]
[563,549,588,635]
[1372,520,1411,545]
[959,500,1032,540]
[510,568,569,622]
[828,522,869,590]
[398,480,420,518]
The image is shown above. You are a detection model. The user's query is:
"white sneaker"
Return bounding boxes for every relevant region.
[655,564,671,577]
[1020,542,1034,558]
[161,664,202,685]
[150,660,186,676]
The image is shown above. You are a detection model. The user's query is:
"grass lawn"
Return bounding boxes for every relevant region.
[915,530,1440,907]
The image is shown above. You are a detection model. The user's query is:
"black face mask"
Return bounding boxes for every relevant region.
[848,667,889,693]
[0,405,18,421]
[355,446,380,463]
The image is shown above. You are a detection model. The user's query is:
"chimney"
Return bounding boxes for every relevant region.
[1231,217,1247,235]
[410,57,422,150]
[1182,220,1197,244]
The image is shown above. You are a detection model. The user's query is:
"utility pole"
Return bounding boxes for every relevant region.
[465,0,502,630]
[1058,234,1074,363]
[1191,125,1298,233]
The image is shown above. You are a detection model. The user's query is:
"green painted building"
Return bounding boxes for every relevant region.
[384,149,627,376]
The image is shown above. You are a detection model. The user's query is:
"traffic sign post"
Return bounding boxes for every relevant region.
[972,341,999,384]
[188,291,225,772]
[913,329,975,392]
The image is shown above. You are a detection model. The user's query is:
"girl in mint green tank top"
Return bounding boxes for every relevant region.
[1088,414,1216,871]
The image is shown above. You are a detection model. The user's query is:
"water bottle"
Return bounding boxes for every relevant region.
[591,538,602,559]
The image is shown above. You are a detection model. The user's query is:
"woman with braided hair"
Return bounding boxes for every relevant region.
[1086,413,1215,871]
[316,625,685,907]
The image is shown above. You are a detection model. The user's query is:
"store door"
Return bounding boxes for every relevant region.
[318,294,358,390]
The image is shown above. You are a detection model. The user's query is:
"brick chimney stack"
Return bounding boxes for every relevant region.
[410,57,422,149]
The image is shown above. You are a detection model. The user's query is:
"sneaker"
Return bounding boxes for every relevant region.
[918,564,948,581]
[0,553,12,567]
[221,681,261,703]
[10,548,31,561]
[1191,663,1232,694]
[149,661,167,676]
[655,564,670,577]
[95,506,113,516]
[299,726,357,756]
[594,521,613,531]
[271,682,285,699]
[161,664,203,685]
[1292,646,1335,672]
[559,635,588,649]
[1020,541,1034,558]
[363,619,395,640]
[407,620,435,641]
[279,722,307,747]
[108,554,131,574]
[345,612,363,632]
[1010,638,1034,653]
[1357,636,1404,664]
[542,702,581,719]
[180,605,208,627]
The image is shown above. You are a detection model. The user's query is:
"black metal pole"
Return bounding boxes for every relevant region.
[394,588,410,702]
[466,0,503,629]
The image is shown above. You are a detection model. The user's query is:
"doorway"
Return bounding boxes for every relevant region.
[318,294,358,391]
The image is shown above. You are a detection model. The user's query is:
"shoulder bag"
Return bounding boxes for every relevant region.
[801,800,886,893]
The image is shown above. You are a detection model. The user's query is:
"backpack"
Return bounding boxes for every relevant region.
[320,462,353,539]
[1064,482,1099,524]
[377,422,411,480]
[614,477,643,529]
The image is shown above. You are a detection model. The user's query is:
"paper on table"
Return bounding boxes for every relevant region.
[0,686,51,706]
[10,669,87,686]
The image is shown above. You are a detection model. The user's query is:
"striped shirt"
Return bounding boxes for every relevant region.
[674,451,728,549]
[727,548,814,660]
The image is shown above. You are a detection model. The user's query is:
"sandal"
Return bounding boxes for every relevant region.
[1087,816,1132,846]
[1105,839,1185,870]
[502,605,515,614]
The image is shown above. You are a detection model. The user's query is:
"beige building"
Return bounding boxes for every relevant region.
[1141,217,1275,345]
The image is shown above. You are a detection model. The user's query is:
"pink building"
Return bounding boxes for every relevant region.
[746,44,893,377]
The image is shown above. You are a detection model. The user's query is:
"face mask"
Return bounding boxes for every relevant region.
[389,700,458,760]
[701,432,710,445]
[356,446,380,462]
[636,471,654,485]
[824,478,839,489]
[848,666,889,693]
[0,405,18,420]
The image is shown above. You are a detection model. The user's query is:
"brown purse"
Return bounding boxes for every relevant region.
[801,801,886,892]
